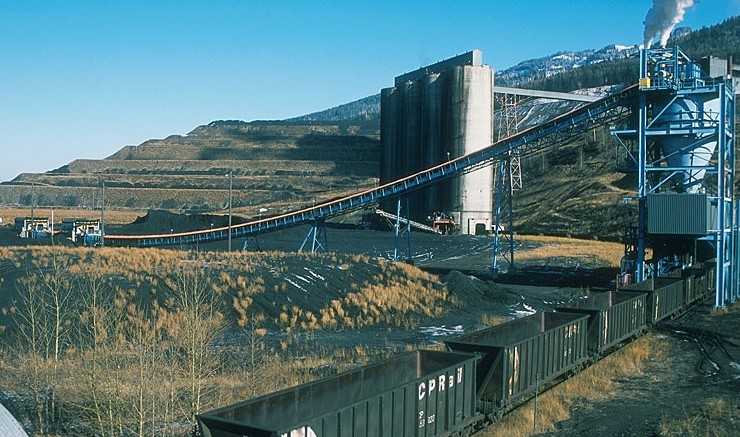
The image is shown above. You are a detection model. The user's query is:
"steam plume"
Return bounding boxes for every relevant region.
[643,0,695,48]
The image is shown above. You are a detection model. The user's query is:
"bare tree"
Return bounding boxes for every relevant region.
[232,290,268,377]
[9,254,75,435]
[161,262,224,435]
[74,265,133,437]
[12,274,54,434]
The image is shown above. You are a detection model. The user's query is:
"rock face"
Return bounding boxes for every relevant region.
[0,120,381,216]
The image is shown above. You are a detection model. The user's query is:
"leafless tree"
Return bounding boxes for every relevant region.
[161,262,224,435]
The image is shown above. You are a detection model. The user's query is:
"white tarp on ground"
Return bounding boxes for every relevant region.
[0,402,28,437]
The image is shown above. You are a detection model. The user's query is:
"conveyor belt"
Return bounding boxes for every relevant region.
[104,86,637,247]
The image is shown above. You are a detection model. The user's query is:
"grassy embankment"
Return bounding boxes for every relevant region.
[0,246,455,436]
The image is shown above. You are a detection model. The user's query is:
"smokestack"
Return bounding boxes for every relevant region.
[643,0,695,48]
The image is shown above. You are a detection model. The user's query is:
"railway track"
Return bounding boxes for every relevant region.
[659,310,738,378]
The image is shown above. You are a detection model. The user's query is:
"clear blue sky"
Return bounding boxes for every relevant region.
[1,0,737,183]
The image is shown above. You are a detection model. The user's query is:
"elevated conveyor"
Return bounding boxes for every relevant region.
[104,86,637,248]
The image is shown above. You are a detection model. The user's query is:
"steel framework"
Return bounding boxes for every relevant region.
[612,46,736,307]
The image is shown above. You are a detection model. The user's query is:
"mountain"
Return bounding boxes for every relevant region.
[0,120,380,216]
[289,95,381,122]
[277,43,636,124]
[494,44,638,86]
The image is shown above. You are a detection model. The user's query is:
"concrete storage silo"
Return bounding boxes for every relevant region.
[380,50,494,235]
[448,62,494,234]
[421,72,444,215]
[379,87,398,184]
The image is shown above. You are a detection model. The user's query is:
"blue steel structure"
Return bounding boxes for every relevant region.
[612,47,736,308]
[104,87,636,251]
[492,154,516,272]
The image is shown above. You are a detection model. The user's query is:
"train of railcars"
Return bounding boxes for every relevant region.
[196,263,715,437]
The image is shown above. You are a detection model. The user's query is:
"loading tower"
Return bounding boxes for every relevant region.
[612,46,736,308]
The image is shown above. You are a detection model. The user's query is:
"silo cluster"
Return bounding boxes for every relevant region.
[380,50,494,235]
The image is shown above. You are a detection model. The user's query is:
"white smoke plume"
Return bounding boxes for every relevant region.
[643,0,695,48]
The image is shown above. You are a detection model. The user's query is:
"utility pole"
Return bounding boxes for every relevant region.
[30,180,35,221]
[226,172,233,252]
[100,180,106,247]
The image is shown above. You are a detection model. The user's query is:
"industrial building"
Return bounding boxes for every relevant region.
[380,50,494,235]
[612,46,736,307]
[698,56,740,93]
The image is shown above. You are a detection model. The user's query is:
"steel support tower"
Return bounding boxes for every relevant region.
[612,46,736,308]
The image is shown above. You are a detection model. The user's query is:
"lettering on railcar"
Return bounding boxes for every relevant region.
[418,366,464,400]
[565,323,580,338]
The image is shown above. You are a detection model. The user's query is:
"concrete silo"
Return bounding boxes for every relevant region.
[380,50,494,235]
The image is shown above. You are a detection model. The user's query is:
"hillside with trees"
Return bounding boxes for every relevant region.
[511,17,739,93]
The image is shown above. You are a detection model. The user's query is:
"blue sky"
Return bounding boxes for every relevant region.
[1,0,737,183]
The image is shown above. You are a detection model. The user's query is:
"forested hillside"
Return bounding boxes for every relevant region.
[679,16,740,61]
[515,17,739,92]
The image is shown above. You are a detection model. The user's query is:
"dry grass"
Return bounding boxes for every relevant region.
[480,313,512,327]
[480,333,668,437]
[0,247,457,335]
[707,300,740,316]
[515,234,624,267]
[658,397,740,437]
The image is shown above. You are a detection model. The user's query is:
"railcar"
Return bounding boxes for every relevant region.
[444,312,589,420]
[555,290,647,357]
[619,277,686,324]
[197,350,480,437]
[679,264,714,305]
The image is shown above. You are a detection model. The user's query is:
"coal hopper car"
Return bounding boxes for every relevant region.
[619,277,686,324]
[555,290,648,357]
[444,312,589,421]
[197,350,480,437]
[197,262,716,437]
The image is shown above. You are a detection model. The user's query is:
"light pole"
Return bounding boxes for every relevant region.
[226,172,233,252]
[100,179,106,247]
